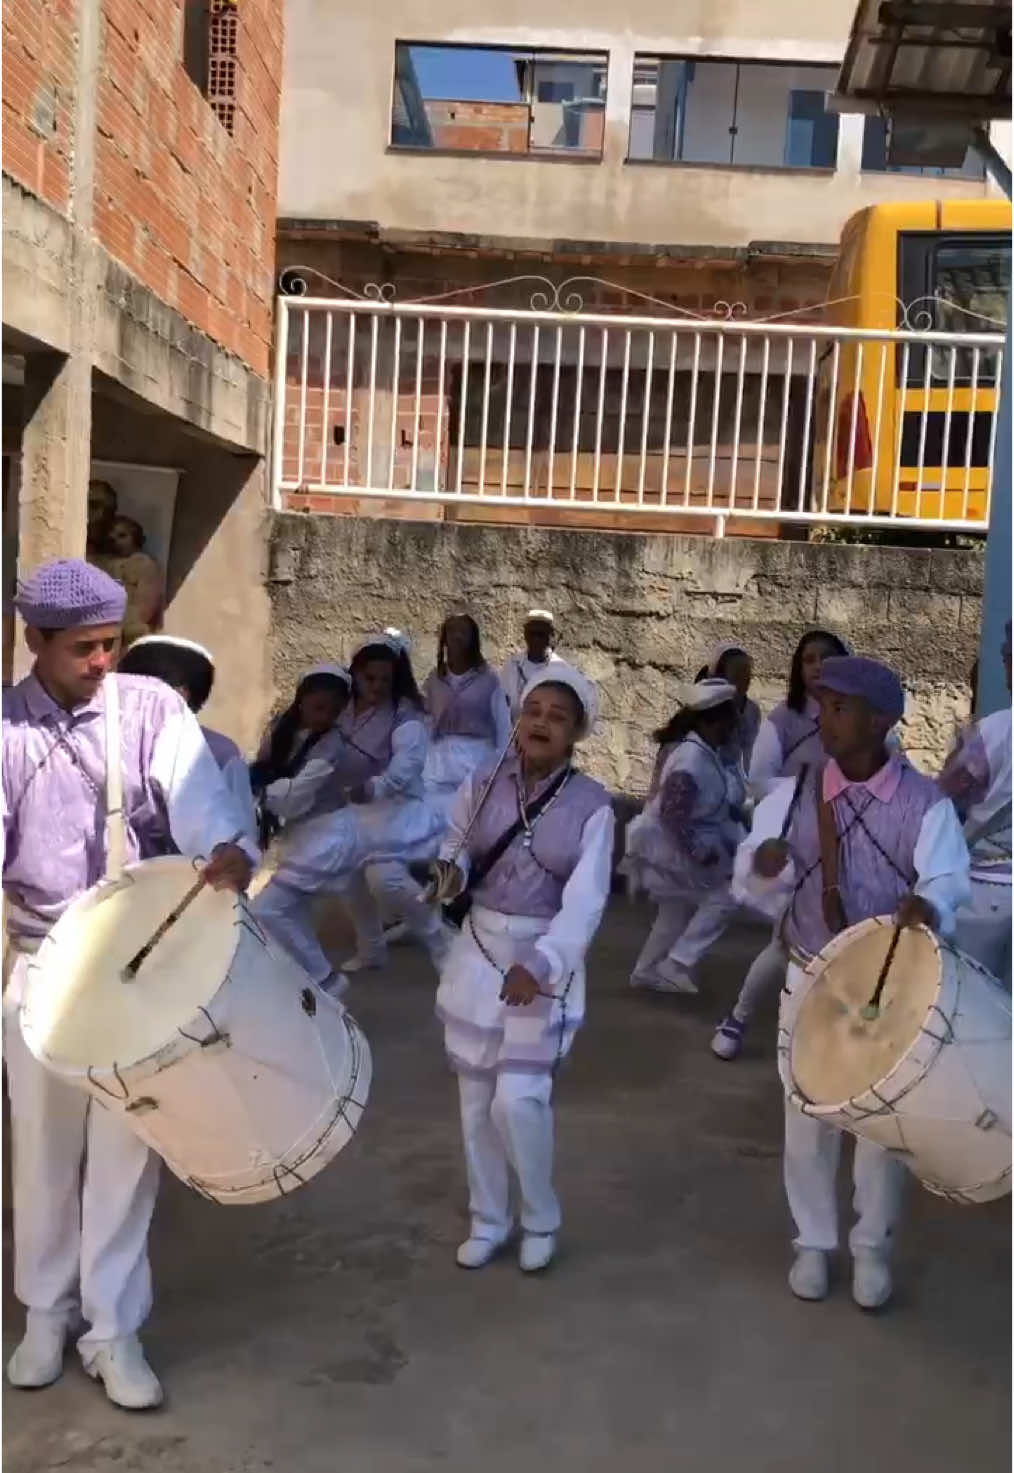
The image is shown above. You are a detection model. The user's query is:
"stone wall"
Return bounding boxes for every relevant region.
[268,514,983,793]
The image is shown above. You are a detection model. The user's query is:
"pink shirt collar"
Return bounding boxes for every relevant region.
[822,753,904,803]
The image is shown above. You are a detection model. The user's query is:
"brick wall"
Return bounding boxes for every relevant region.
[2,0,75,213]
[427,100,529,154]
[2,0,282,379]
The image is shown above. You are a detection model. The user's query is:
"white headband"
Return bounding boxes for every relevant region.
[302,662,351,687]
[128,634,214,667]
[681,678,738,712]
[353,632,408,661]
[520,661,599,740]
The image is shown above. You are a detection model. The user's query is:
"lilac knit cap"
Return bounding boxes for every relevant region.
[816,656,905,724]
[14,558,127,630]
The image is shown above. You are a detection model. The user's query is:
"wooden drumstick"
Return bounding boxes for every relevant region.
[122,872,209,981]
[860,924,902,1021]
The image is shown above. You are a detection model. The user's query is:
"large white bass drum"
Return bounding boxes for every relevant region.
[778,916,1011,1205]
[21,856,371,1205]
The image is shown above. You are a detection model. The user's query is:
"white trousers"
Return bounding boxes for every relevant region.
[4,983,160,1347]
[783,1098,906,1255]
[955,878,1012,987]
[457,1071,559,1239]
[633,893,737,977]
[731,933,788,1022]
[361,860,451,966]
[252,879,332,983]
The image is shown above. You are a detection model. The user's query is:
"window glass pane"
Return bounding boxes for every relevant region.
[932,242,1010,380]
[392,43,606,156]
[861,116,986,178]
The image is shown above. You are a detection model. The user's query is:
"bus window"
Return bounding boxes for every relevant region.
[899,231,1010,384]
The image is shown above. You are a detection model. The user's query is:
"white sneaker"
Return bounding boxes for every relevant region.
[341,950,387,974]
[456,1235,509,1270]
[7,1313,67,1388]
[852,1249,892,1310]
[83,1335,163,1410]
[710,1014,748,1060]
[789,1248,829,1301]
[651,958,700,995]
[519,1233,557,1273]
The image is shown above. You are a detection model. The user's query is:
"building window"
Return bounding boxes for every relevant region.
[628,56,840,170]
[860,116,985,178]
[391,43,607,157]
[182,0,238,136]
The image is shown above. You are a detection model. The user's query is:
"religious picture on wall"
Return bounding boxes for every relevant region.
[86,463,180,648]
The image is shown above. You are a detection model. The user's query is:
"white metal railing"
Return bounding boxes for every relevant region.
[272,272,1005,534]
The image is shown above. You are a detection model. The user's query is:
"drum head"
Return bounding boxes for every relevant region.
[792,923,940,1105]
[24,857,238,1074]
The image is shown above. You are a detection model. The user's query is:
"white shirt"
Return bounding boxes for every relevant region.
[500,650,565,719]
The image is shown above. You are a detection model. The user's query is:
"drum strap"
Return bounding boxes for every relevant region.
[104,674,126,883]
[966,799,1013,852]
[816,793,847,935]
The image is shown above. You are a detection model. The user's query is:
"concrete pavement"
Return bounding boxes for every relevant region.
[3,899,1010,1472]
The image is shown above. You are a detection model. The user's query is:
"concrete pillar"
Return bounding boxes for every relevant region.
[19,351,91,564]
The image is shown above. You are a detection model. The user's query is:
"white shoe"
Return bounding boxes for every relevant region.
[852,1249,892,1310]
[634,958,698,995]
[456,1235,509,1270]
[789,1248,829,1301]
[7,1313,67,1388]
[519,1233,557,1273]
[342,950,387,974]
[83,1335,163,1410]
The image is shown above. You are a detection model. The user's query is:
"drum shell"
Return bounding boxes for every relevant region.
[778,917,1011,1206]
[21,863,371,1206]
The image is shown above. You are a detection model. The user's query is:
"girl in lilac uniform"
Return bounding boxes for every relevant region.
[711,628,848,1060]
[624,680,747,994]
[253,635,446,990]
[422,614,513,824]
[428,664,613,1274]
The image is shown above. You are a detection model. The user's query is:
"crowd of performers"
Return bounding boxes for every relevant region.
[2,559,1010,1409]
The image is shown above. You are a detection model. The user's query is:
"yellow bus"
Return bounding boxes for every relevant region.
[816,199,1010,523]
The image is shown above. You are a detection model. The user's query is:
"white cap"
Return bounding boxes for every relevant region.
[680,678,738,712]
[302,662,351,687]
[520,661,599,739]
[383,626,413,654]
[353,631,410,660]
[525,608,554,625]
[128,634,214,667]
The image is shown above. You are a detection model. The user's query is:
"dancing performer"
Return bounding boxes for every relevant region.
[422,613,513,822]
[3,561,255,1407]
[252,634,445,988]
[937,620,1012,984]
[430,664,612,1272]
[695,642,761,769]
[625,680,747,995]
[711,628,849,1060]
[251,664,352,846]
[733,656,969,1309]
[501,609,563,720]
[118,634,257,846]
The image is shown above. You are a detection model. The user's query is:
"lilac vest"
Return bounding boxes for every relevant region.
[463,756,610,918]
[425,666,502,741]
[201,725,241,770]
[784,761,940,958]
[332,700,414,787]
[768,701,824,779]
[3,673,185,935]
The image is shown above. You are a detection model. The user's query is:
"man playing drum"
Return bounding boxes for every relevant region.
[733,656,970,1310]
[3,560,256,1409]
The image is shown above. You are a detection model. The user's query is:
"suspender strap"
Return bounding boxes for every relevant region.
[104,675,126,882]
[816,789,847,935]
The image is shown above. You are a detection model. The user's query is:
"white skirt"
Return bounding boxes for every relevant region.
[435,905,585,1079]
[273,796,444,893]
[423,735,496,826]
[622,811,739,902]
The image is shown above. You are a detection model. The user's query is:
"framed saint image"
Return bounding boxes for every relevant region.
[87,461,181,647]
